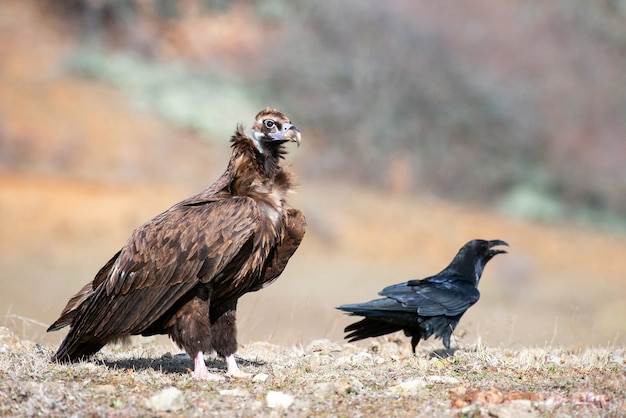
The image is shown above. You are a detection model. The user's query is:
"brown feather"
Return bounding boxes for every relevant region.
[49,108,306,375]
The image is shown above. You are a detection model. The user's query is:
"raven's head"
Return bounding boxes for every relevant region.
[482,239,508,258]
[446,239,508,285]
[469,239,508,282]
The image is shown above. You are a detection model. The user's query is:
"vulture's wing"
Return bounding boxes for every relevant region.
[258,208,306,290]
[48,251,121,332]
[380,281,479,317]
[69,196,260,338]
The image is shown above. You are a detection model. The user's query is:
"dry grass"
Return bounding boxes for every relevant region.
[1,327,624,417]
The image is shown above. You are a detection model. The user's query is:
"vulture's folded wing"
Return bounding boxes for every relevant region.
[69,196,260,338]
[258,208,306,289]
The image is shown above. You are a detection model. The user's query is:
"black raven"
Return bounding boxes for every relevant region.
[337,239,508,353]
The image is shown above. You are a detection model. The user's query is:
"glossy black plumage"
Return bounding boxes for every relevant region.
[337,239,507,353]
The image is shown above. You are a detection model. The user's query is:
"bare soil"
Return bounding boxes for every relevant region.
[1,327,624,417]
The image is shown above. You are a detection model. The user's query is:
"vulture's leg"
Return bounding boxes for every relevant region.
[224,353,250,379]
[192,351,224,381]
[210,300,251,379]
[167,289,223,381]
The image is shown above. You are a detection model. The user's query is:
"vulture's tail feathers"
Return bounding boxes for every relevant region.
[52,330,108,363]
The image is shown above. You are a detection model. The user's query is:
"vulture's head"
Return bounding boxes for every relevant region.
[249,107,301,154]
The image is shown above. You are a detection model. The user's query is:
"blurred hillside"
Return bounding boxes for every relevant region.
[37,0,626,232]
[1,0,625,350]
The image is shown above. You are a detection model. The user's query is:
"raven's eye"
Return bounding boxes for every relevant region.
[263,119,276,129]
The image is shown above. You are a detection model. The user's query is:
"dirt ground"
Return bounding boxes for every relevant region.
[1,0,626,355]
[1,327,625,417]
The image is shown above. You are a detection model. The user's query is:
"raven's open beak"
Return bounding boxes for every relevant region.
[269,124,301,146]
[488,240,509,255]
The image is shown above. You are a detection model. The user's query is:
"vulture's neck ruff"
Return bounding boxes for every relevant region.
[226,127,295,201]
[227,106,300,198]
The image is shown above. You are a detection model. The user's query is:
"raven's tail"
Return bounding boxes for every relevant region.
[337,298,407,342]
[343,317,403,342]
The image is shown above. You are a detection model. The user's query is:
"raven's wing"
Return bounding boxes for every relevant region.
[379,279,479,317]
[53,197,260,342]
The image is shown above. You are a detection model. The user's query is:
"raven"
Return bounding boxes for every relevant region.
[337,239,508,353]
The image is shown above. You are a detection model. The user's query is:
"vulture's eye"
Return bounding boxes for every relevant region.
[263,119,276,130]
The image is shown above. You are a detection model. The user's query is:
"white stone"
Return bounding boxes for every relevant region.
[219,388,249,397]
[147,387,183,412]
[387,378,427,395]
[266,391,294,409]
[252,373,269,383]
[427,375,461,385]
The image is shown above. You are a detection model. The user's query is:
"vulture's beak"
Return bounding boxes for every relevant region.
[488,240,509,256]
[269,124,301,146]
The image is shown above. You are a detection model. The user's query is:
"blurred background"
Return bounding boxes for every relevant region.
[1,0,625,352]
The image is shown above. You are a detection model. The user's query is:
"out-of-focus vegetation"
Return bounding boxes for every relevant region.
[66,51,263,140]
[46,0,626,233]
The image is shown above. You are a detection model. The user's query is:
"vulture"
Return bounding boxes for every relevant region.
[337,239,508,353]
[48,108,306,380]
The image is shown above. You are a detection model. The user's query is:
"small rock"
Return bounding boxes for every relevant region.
[94,384,116,394]
[266,391,294,409]
[335,351,373,367]
[548,355,564,365]
[311,382,334,399]
[219,388,249,397]
[387,378,427,395]
[305,339,335,353]
[427,375,460,385]
[487,399,536,418]
[147,387,184,412]
[252,373,269,383]
[335,378,363,394]
[460,404,481,416]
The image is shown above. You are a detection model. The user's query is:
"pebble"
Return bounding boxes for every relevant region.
[335,351,373,366]
[219,388,249,397]
[147,387,184,412]
[387,378,427,395]
[252,373,269,383]
[488,399,536,418]
[311,382,334,399]
[94,384,116,394]
[335,378,363,394]
[548,355,564,365]
[306,339,338,354]
[427,375,460,385]
[266,391,294,408]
